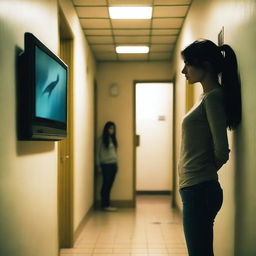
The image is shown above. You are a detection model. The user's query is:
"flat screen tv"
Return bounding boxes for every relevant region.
[18,32,68,141]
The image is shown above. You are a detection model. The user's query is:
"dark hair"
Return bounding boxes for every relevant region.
[102,121,118,149]
[181,39,242,130]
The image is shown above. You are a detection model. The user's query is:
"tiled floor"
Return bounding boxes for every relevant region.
[60,195,188,256]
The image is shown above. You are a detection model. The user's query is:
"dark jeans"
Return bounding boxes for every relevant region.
[100,163,117,208]
[179,180,223,256]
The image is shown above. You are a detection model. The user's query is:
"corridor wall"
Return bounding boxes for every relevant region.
[172,0,256,255]
[59,0,96,235]
[0,1,96,256]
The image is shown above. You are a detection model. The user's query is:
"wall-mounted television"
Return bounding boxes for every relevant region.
[18,32,68,141]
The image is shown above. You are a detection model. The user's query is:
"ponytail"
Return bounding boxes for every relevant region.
[219,45,242,130]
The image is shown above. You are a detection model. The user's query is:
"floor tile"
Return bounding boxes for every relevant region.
[60,195,188,256]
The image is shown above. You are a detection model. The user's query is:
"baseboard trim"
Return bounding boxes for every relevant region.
[74,205,94,243]
[94,200,134,209]
[136,190,172,195]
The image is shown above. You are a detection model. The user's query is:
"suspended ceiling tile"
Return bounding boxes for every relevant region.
[154,6,188,17]
[112,19,151,29]
[115,36,150,44]
[87,36,113,44]
[151,35,177,44]
[84,29,112,36]
[152,18,183,28]
[113,29,150,36]
[95,52,118,61]
[80,19,111,29]
[149,52,172,60]
[109,0,152,6]
[76,7,109,18]
[90,44,116,52]
[118,54,148,61]
[73,0,107,5]
[152,29,179,35]
[73,0,192,61]
[150,44,174,52]
[154,0,191,4]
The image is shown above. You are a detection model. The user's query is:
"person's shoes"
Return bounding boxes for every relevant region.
[103,206,117,212]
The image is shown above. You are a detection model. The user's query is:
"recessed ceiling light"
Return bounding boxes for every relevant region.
[109,7,152,19]
[116,46,150,54]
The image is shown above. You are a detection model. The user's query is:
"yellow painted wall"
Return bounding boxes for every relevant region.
[0,0,96,255]
[0,1,59,255]
[96,62,173,201]
[59,0,96,233]
[173,0,256,255]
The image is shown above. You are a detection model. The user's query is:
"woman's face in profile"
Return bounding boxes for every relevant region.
[182,63,205,84]
[108,125,115,135]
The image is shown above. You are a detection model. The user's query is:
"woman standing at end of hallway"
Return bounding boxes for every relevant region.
[97,121,118,212]
[179,39,241,256]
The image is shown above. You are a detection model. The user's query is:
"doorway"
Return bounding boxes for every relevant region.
[135,82,174,200]
[58,7,74,248]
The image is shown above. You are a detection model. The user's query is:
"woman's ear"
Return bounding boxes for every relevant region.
[202,61,213,72]
[202,61,210,68]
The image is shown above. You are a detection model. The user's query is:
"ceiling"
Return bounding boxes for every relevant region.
[72,0,192,62]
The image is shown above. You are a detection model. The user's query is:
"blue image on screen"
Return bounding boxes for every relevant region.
[35,46,67,123]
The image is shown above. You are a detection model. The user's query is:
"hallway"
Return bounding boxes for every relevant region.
[60,195,187,256]
[2,0,256,255]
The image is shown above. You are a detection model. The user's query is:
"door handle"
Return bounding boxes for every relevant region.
[135,135,140,147]
[60,155,69,163]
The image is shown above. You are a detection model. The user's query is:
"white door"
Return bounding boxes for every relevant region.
[136,82,173,191]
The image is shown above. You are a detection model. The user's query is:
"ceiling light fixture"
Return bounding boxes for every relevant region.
[109,7,152,19]
[116,46,149,54]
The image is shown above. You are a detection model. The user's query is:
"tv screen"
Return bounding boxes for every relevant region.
[35,46,67,123]
[18,33,68,141]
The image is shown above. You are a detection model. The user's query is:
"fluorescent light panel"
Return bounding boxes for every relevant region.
[109,7,152,19]
[116,46,149,54]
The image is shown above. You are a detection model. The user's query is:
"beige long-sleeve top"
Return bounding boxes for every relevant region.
[96,136,118,166]
[179,88,230,189]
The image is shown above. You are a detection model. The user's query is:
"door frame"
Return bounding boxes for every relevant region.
[133,80,175,207]
[93,79,98,208]
[58,6,75,249]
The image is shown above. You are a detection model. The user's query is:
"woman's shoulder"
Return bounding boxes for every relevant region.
[202,88,226,115]
[203,88,224,102]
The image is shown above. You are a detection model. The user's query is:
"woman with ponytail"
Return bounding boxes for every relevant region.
[96,121,118,211]
[179,39,241,256]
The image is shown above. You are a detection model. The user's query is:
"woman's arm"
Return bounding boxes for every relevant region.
[204,91,230,169]
[96,137,102,167]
